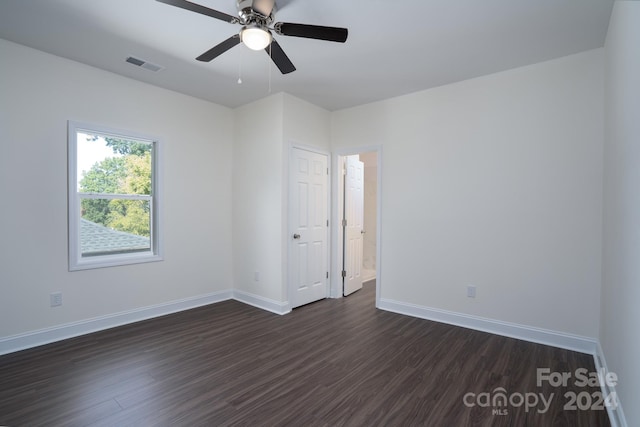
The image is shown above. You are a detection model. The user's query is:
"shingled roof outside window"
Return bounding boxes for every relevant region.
[80,219,150,257]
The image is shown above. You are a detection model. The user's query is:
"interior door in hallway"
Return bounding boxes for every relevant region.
[290,147,329,308]
[343,155,364,296]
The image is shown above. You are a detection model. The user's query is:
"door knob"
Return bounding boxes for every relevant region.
[293,233,301,239]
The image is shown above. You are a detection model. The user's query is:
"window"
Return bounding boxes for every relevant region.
[68,121,162,270]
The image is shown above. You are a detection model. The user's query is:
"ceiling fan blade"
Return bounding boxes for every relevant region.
[156,0,237,23]
[266,40,296,74]
[252,0,275,17]
[275,22,348,43]
[196,35,241,62]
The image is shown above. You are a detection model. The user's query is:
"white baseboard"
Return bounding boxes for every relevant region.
[593,342,628,427]
[232,290,291,315]
[377,298,598,355]
[11,294,589,355]
[0,290,233,356]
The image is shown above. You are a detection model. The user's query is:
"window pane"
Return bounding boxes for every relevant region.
[80,199,151,257]
[77,132,152,195]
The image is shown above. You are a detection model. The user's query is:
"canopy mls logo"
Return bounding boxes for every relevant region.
[463,388,553,415]
[463,368,620,416]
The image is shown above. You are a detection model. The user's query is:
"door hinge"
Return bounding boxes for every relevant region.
[326,271,329,279]
[327,219,329,227]
[341,270,347,278]
[327,168,329,175]
[342,219,347,227]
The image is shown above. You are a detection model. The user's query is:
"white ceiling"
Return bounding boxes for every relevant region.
[0,0,613,111]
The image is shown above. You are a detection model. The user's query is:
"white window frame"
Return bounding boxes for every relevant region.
[68,120,163,271]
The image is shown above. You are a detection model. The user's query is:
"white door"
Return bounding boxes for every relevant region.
[290,147,329,308]
[343,155,364,296]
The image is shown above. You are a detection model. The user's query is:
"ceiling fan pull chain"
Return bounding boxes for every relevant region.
[268,42,272,94]
[238,48,243,84]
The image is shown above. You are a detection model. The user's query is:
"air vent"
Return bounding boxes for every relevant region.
[125,56,164,73]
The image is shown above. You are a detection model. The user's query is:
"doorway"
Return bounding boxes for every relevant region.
[359,152,378,284]
[332,148,381,305]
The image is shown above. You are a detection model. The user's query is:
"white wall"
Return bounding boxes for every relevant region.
[332,49,604,338]
[0,40,234,340]
[233,93,286,303]
[602,1,640,424]
[283,94,331,151]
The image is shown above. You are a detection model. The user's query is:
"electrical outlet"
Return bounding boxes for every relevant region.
[50,292,63,307]
[467,285,476,298]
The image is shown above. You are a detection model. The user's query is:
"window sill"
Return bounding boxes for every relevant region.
[69,253,163,271]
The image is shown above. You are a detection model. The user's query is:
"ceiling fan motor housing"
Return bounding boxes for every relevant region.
[237,0,275,23]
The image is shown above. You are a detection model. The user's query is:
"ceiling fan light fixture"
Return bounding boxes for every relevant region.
[240,25,272,50]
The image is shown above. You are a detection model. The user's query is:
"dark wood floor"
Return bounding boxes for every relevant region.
[0,282,610,426]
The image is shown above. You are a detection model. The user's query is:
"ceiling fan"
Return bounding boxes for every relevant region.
[156,0,349,74]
